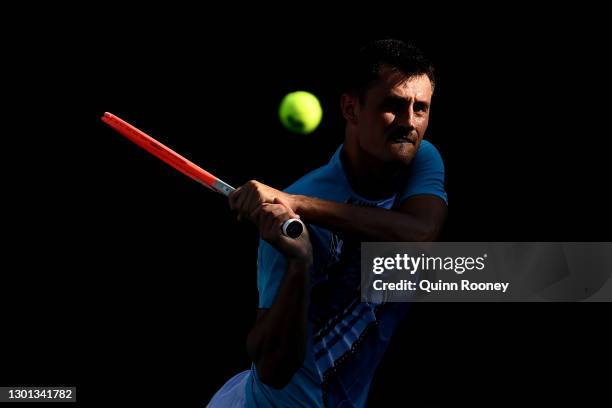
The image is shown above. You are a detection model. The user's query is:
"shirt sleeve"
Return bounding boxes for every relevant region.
[256,239,288,308]
[397,140,448,205]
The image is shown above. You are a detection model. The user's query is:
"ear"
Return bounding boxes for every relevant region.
[340,93,359,125]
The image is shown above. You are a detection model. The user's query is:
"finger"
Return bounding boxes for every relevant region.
[233,184,252,215]
[261,204,290,231]
[228,188,238,210]
[261,207,279,238]
[244,186,261,216]
[248,183,268,215]
[268,206,295,234]
[250,205,264,226]
[236,184,257,216]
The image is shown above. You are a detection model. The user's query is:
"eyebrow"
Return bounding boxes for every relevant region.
[385,94,408,101]
[383,94,430,108]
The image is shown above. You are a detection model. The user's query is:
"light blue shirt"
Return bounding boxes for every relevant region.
[246,140,447,407]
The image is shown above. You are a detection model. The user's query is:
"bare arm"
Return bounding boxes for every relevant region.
[229,181,447,242]
[294,193,446,241]
[246,259,310,389]
[245,198,312,389]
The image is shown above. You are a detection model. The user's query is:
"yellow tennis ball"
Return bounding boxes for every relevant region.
[278,91,323,134]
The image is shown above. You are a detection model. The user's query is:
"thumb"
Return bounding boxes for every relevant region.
[273,196,299,219]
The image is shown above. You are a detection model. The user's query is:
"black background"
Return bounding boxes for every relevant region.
[3,5,611,407]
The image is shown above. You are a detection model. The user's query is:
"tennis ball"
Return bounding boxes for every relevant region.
[278,91,323,134]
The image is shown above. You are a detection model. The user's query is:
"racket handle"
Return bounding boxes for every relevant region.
[212,179,236,197]
[282,218,305,239]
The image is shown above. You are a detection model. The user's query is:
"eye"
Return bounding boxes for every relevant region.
[381,98,406,112]
[414,102,429,113]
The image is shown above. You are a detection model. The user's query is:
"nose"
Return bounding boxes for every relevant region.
[397,105,416,130]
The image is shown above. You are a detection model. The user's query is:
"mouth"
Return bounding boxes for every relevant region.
[388,134,417,145]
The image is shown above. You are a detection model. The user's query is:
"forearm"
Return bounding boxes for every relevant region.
[247,259,310,388]
[294,195,438,241]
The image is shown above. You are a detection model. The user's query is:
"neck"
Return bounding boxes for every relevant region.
[342,136,405,201]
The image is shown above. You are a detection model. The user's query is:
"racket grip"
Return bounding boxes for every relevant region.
[282,218,305,239]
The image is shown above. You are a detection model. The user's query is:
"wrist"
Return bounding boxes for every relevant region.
[287,255,312,270]
[291,194,308,215]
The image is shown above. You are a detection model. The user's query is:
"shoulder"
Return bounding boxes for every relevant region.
[284,155,348,200]
[412,140,444,169]
[284,165,331,194]
[398,139,448,205]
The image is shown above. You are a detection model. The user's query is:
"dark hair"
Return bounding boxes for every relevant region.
[342,39,435,103]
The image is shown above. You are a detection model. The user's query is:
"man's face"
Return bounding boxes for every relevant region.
[350,66,433,165]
